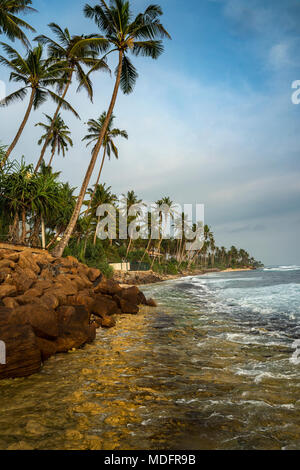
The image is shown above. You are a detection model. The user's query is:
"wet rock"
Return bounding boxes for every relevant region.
[16,304,59,340]
[119,298,139,315]
[146,298,158,307]
[90,296,119,318]
[0,307,41,379]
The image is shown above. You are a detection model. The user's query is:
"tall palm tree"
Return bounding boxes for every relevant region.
[121,190,143,257]
[0,43,77,166]
[82,111,128,212]
[34,23,110,171]
[52,0,170,257]
[36,113,73,167]
[0,0,36,47]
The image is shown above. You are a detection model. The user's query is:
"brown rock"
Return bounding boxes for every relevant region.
[121,286,147,305]
[0,284,17,299]
[87,268,101,282]
[16,287,43,305]
[90,296,119,318]
[94,278,122,296]
[0,259,15,270]
[36,337,58,362]
[16,304,59,340]
[119,299,139,315]
[56,305,94,352]
[100,316,116,328]
[0,307,41,380]
[146,298,158,307]
[2,297,19,309]
[39,294,59,310]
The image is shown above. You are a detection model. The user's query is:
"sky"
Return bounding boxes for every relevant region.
[0,0,300,265]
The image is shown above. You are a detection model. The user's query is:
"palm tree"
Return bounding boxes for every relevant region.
[36,113,73,167]
[52,0,170,257]
[34,23,110,171]
[0,0,36,47]
[82,111,128,212]
[120,190,143,257]
[0,43,77,166]
[84,183,117,245]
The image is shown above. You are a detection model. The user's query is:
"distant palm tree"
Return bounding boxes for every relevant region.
[82,111,128,211]
[121,190,143,257]
[0,0,36,47]
[52,0,170,257]
[0,43,76,166]
[34,23,110,170]
[36,113,73,167]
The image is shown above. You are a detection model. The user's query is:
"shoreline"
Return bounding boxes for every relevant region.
[113,267,256,286]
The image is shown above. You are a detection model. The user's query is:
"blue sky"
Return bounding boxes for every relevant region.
[1,0,300,265]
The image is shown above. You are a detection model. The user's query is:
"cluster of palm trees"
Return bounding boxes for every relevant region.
[0,0,171,257]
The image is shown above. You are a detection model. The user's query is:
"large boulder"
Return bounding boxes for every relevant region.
[93,278,123,296]
[90,296,119,318]
[56,305,95,352]
[0,307,41,379]
[121,286,147,306]
[16,304,59,340]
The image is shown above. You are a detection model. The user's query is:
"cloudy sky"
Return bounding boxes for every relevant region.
[1,0,300,265]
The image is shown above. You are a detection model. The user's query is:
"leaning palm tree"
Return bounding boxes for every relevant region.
[36,113,73,167]
[0,0,36,47]
[82,111,128,212]
[34,23,110,171]
[0,43,77,167]
[52,0,170,257]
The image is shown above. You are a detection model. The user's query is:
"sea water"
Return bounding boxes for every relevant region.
[0,267,299,450]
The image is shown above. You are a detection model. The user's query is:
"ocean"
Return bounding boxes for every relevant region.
[0,267,299,450]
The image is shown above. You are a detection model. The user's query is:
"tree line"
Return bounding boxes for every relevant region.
[0,1,263,274]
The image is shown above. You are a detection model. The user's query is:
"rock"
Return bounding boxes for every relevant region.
[16,304,59,340]
[36,337,58,361]
[93,278,122,296]
[0,259,15,270]
[2,297,19,309]
[146,298,158,307]
[121,286,147,305]
[119,298,139,315]
[0,307,41,380]
[100,316,116,328]
[87,268,101,282]
[10,271,35,293]
[39,293,60,310]
[0,284,17,299]
[16,287,43,305]
[56,305,95,352]
[90,296,119,318]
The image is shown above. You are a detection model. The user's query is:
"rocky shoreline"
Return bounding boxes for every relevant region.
[113,268,224,286]
[0,247,156,380]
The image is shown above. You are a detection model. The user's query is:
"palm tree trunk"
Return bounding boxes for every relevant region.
[93,215,100,246]
[35,70,73,172]
[52,51,124,258]
[21,208,26,245]
[141,236,152,262]
[2,88,35,166]
[48,144,56,167]
[41,217,46,249]
[86,147,107,214]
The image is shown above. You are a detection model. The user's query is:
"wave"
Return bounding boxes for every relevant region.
[263,266,300,272]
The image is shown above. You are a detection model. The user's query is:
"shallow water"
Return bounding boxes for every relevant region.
[0,268,299,450]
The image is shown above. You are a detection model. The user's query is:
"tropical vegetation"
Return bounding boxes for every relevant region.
[0,0,263,276]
